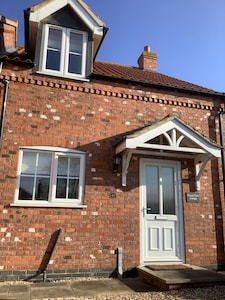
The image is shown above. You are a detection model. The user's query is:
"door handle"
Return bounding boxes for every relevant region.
[142,207,151,217]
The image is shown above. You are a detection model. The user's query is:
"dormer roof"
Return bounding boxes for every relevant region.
[24,0,107,59]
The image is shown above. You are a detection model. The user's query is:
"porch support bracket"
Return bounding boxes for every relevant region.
[122,149,133,186]
[195,156,211,191]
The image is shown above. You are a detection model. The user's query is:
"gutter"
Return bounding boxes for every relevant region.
[0,62,9,147]
[92,73,225,98]
[0,57,34,67]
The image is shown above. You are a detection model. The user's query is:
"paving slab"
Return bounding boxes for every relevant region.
[70,278,141,297]
[0,284,30,300]
[1,268,225,299]
[31,281,74,299]
[0,285,9,300]
[0,277,154,300]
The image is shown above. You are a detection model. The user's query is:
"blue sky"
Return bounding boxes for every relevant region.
[1,0,225,92]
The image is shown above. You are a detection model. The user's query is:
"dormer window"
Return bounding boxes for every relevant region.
[40,24,87,79]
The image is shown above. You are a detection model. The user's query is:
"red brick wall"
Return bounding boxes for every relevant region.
[0,65,224,272]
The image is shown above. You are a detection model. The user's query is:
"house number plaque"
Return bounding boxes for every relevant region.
[186,192,200,203]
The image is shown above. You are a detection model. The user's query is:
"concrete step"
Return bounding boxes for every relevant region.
[137,264,225,291]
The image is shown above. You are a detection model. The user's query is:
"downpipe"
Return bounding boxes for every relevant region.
[0,78,9,148]
[219,112,225,196]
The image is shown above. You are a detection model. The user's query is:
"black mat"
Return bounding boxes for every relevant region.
[146,264,192,271]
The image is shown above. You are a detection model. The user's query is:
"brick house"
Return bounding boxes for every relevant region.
[0,0,225,281]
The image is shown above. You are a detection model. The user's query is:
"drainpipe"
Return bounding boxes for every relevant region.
[219,111,225,196]
[117,247,123,279]
[0,62,9,148]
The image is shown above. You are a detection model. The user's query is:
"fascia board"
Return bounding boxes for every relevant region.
[126,121,175,147]
[172,120,221,157]
[29,0,104,36]
[69,1,104,35]
[115,140,127,154]
[29,0,68,22]
[118,118,221,158]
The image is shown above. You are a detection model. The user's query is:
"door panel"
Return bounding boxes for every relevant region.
[140,159,184,263]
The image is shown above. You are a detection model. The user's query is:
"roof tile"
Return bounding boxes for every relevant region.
[93,60,221,95]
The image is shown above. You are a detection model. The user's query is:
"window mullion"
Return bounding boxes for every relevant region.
[61,28,68,75]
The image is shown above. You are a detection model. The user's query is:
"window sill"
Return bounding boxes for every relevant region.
[11,202,87,209]
[36,70,90,82]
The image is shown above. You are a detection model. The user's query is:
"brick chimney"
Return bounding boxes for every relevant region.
[137,46,158,71]
[0,15,18,55]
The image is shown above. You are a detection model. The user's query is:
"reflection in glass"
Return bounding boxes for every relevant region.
[56,157,80,199]
[68,179,79,199]
[146,166,159,214]
[70,158,80,176]
[57,157,68,176]
[37,153,51,175]
[56,178,67,198]
[21,152,36,174]
[19,177,34,200]
[68,32,83,74]
[46,28,62,71]
[35,178,50,200]
[19,152,51,201]
[162,167,175,215]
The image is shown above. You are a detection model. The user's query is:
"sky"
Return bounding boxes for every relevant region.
[1,1,225,92]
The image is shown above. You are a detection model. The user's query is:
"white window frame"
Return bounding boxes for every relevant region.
[12,147,86,208]
[39,24,88,79]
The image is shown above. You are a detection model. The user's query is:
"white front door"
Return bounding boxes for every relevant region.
[140,158,184,264]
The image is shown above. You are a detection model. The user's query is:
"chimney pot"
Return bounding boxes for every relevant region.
[144,45,150,52]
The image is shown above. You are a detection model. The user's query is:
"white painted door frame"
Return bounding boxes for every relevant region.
[140,158,185,264]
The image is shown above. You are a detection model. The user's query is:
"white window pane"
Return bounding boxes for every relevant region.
[35,177,50,200]
[68,32,83,74]
[68,179,79,199]
[70,158,80,176]
[19,176,34,200]
[70,32,83,53]
[48,28,62,50]
[19,152,51,201]
[21,152,36,174]
[46,28,62,71]
[146,166,159,214]
[57,157,68,176]
[56,157,80,199]
[46,51,61,71]
[162,167,175,215]
[68,54,82,74]
[56,178,67,198]
[37,153,52,176]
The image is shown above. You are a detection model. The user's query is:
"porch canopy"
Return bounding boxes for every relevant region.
[114,113,221,188]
